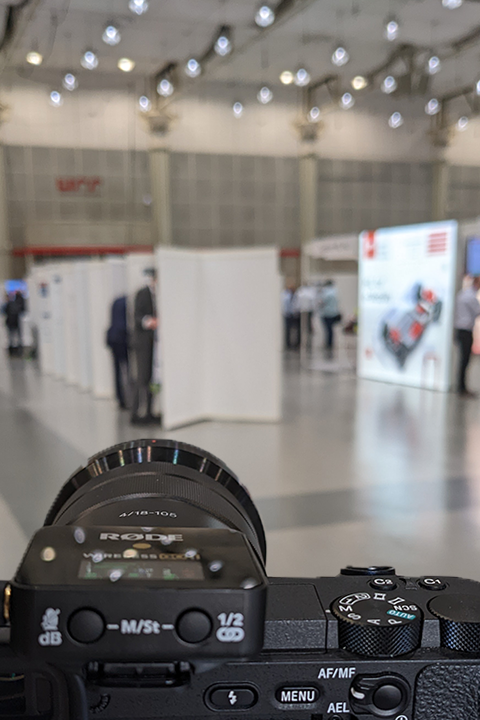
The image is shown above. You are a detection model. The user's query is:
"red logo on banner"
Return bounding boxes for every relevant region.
[428,232,447,254]
[55,176,101,193]
[363,231,376,259]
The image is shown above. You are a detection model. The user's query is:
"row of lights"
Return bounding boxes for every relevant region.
[29,0,149,104]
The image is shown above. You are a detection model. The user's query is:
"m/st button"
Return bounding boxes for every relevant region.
[276,686,320,705]
[206,686,257,710]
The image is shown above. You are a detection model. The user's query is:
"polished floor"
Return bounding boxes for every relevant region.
[2,348,480,584]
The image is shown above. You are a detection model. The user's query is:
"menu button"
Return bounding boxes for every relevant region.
[276,686,319,705]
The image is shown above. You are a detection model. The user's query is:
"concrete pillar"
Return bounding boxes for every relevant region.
[432,159,449,222]
[149,147,172,246]
[0,146,12,280]
[299,154,317,282]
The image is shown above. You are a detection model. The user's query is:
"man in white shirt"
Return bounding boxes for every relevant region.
[454,276,480,397]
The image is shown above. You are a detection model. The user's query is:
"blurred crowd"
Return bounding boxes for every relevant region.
[282,280,356,358]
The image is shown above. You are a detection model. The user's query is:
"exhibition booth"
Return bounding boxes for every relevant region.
[24,246,282,429]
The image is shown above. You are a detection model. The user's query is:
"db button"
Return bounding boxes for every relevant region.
[206,685,258,710]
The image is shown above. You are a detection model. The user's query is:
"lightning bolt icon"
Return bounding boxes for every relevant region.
[228,690,237,706]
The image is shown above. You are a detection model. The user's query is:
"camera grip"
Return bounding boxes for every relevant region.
[414,664,480,719]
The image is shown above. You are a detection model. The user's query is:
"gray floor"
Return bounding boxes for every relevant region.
[2,351,480,583]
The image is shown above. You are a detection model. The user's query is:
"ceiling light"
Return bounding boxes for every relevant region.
[476,80,480,96]
[294,68,310,87]
[185,58,201,78]
[308,106,321,123]
[457,116,469,131]
[138,95,151,112]
[442,0,463,7]
[280,70,294,85]
[214,30,232,57]
[62,73,78,91]
[129,0,149,15]
[331,46,349,67]
[26,51,42,66]
[388,111,403,128]
[233,101,244,118]
[351,75,368,90]
[340,92,355,109]
[80,50,98,70]
[49,90,63,107]
[381,75,397,94]
[118,57,135,72]
[255,4,275,28]
[427,55,441,75]
[257,86,273,104]
[102,24,121,46]
[385,18,399,41]
[425,98,440,115]
[157,78,174,97]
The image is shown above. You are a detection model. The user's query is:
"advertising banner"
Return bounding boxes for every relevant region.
[358,221,458,391]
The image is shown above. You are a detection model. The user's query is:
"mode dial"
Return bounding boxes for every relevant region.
[429,593,480,653]
[331,591,422,657]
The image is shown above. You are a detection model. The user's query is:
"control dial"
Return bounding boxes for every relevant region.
[331,591,422,657]
[429,593,480,653]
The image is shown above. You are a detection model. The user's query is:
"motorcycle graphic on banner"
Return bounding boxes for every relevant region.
[358,221,458,391]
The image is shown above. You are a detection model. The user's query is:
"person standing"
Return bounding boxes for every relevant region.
[106,295,129,410]
[3,292,22,355]
[281,282,300,350]
[318,280,341,358]
[454,276,480,397]
[131,268,160,425]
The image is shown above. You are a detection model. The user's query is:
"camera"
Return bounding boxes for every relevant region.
[1,439,480,720]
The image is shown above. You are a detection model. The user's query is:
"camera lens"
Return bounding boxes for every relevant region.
[43,439,266,564]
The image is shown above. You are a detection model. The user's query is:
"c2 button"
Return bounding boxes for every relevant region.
[206,686,257,710]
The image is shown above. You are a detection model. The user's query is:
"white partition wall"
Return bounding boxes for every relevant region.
[49,264,67,380]
[74,261,93,391]
[32,265,55,375]
[157,247,282,429]
[63,263,80,385]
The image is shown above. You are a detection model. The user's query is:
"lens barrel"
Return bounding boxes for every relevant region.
[44,439,266,564]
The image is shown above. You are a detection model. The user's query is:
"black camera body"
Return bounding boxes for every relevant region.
[2,440,480,720]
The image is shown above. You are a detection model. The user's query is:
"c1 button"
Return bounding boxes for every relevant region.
[369,577,397,591]
[207,686,257,710]
[68,609,105,644]
[418,578,447,591]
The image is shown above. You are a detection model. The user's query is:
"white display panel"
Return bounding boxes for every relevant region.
[358,221,458,391]
[157,247,282,429]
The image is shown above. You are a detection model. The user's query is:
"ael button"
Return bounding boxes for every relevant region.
[341,566,396,577]
[350,674,409,717]
[206,686,258,710]
[68,609,105,644]
[176,610,212,644]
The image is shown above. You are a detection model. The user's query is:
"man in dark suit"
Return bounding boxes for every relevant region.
[131,268,160,425]
[106,295,129,409]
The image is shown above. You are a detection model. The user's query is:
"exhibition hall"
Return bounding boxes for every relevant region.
[3,0,480,714]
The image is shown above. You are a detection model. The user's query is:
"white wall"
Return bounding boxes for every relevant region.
[2,81,480,165]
